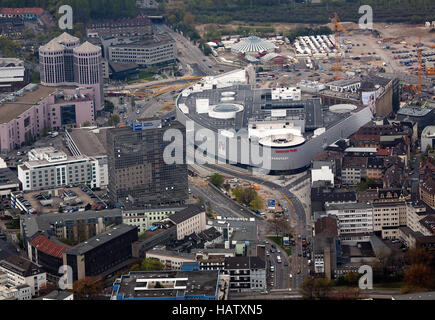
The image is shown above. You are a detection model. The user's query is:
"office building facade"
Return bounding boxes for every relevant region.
[106,119,188,207]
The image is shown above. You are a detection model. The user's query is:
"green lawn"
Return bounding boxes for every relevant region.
[268,236,292,256]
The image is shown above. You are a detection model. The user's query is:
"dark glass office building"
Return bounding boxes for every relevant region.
[106,119,188,208]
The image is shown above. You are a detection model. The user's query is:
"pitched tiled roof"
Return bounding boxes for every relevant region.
[32,234,68,258]
[0,8,44,16]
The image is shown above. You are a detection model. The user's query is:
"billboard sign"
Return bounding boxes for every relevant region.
[268,199,276,209]
[362,91,376,117]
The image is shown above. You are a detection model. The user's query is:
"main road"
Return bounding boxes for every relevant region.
[195,162,311,290]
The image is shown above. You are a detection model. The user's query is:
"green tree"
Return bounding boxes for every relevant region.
[210,173,225,188]
[140,258,165,271]
[197,196,205,205]
[232,187,258,206]
[108,114,120,126]
[31,72,40,84]
[249,196,263,211]
[104,100,115,113]
[82,121,91,127]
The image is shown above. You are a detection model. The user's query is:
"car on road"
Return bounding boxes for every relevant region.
[297,269,301,274]
[277,249,281,254]
[266,252,270,257]
[284,261,288,267]
[289,274,292,278]
[270,282,274,286]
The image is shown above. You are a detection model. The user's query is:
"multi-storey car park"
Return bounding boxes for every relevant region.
[175,69,373,174]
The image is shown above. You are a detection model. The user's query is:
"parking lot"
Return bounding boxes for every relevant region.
[12,185,107,214]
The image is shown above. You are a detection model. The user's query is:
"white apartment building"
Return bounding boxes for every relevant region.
[0,284,32,300]
[122,207,185,234]
[326,201,410,242]
[0,256,46,296]
[406,203,432,236]
[18,147,106,191]
[325,202,373,244]
[168,205,206,240]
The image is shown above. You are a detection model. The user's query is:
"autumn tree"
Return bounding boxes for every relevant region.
[73,277,103,300]
[401,247,435,293]
[300,276,334,300]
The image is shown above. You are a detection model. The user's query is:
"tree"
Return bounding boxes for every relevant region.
[183,12,195,28]
[210,173,225,188]
[300,276,316,299]
[82,121,91,127]
[401,247,435,292]
[232,187,258,206]
[300,276,334,300]
[84,203,92,211]
[140,258,165,271]
[313,277,334,299]
[104,100,115,113]
[403,264,434,291]
[270,215,290,236]
[197,196,205,205]
[73,277,103,300]
[108,114,120,126]
[343,272,360,287]
[206,203,214,217]
[249,196,263,211]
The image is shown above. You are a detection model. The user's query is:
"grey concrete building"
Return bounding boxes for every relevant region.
[108,34,177,67]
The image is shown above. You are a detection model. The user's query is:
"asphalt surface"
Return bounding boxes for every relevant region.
[199,162,312,290]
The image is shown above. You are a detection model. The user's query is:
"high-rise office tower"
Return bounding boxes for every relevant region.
[39,32,103,110]
[106,119,188,208]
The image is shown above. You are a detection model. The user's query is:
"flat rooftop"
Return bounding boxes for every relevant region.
[0,85,57,124]
[0,168,19,186]
[177,85,357,136]
[111,34,174,48]
[68,128,107,157]
[65,224,136,256]
[114,270,219,299]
